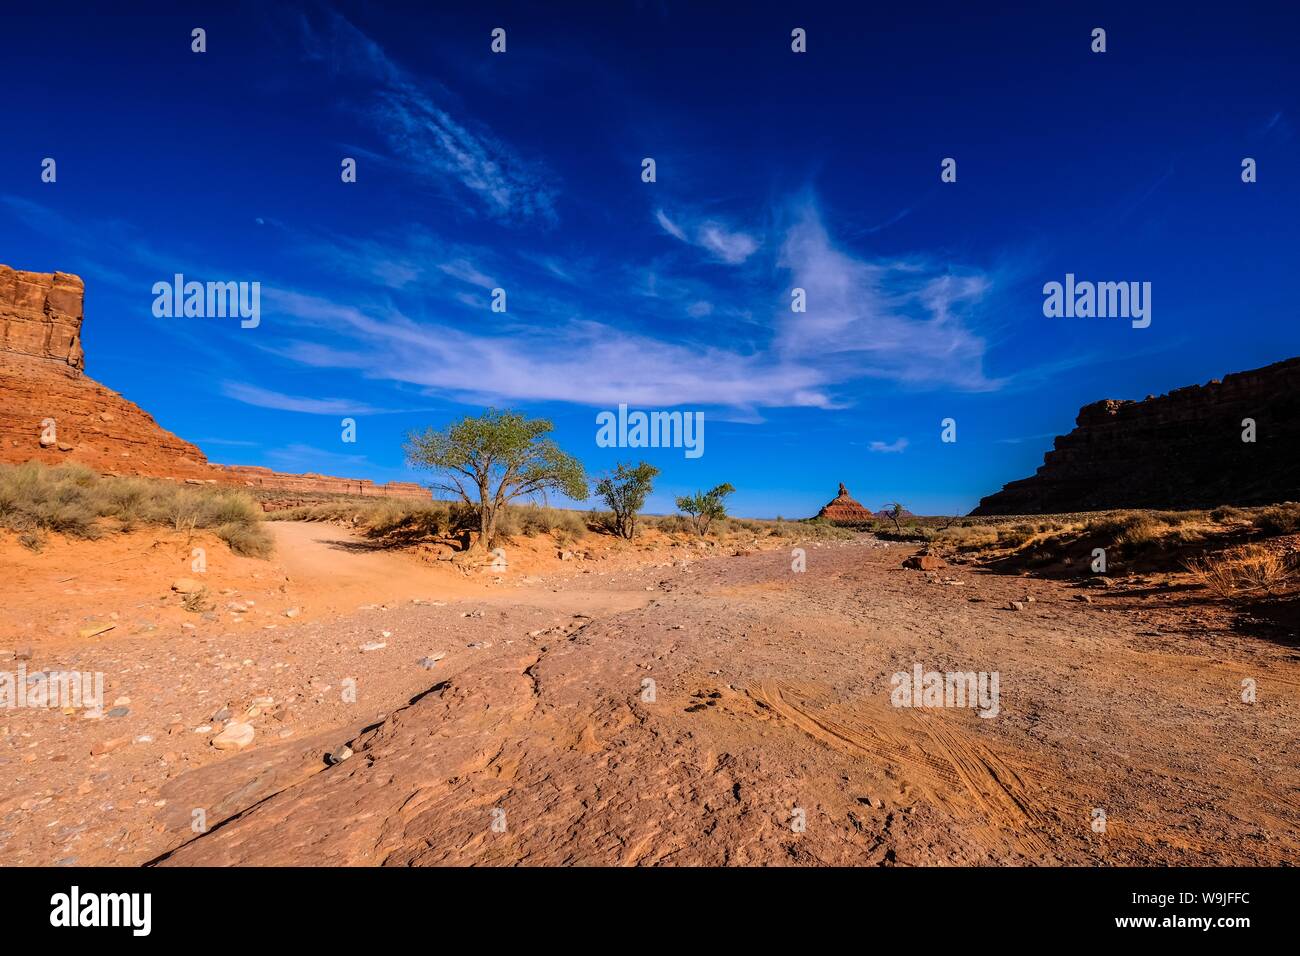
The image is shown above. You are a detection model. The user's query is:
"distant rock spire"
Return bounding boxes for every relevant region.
[816,482,873,524]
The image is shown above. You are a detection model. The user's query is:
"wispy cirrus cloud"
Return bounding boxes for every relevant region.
[656,208,760,264]
[300,11,557,223]
[221,381,394,416]
[259,196,1003,410]
[775,202,1000,391]
[266,289,832,409]
[869,438,909,453]
[438,258,496,289]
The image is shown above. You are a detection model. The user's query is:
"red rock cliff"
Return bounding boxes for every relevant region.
[0,265,429,500]
[973,357,1300,515]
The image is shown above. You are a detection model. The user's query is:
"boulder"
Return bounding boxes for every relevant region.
[211,722,255,751]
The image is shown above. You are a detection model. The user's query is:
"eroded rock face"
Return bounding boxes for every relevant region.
[0,266,85,370]
[816,483,875,524]
[973,357,1300,515]
[0,265,430,500]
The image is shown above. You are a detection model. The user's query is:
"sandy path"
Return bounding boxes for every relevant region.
[142,540,1299,867]
[267,521,484,613]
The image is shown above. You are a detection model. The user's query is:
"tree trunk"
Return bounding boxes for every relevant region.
[475,482,492,551]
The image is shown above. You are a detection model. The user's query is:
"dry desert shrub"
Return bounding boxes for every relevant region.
[181,585,215,613]
[1251,503,1300,536]
[214,520,274,559]
[935,525,999,550]
[0,462,272,556]
[511,504,587,538]
[1086,511,1168,551]
[995,524,1038,549]
[651,513,692,535]
[1184,544,1295,599]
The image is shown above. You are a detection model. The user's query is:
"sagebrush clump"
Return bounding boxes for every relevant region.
[0,462,272,556]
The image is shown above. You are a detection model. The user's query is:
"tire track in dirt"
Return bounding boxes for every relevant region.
[749,680,1055,858]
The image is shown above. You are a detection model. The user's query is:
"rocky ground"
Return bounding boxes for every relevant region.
[3,522,1297,866]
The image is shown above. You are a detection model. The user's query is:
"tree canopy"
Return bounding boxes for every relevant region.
[675,482,736,536]
[404,408,587,548]
[595,461,659,540]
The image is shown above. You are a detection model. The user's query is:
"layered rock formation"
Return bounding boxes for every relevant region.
[215,466,426,499]
[816,483,875,524]
[0,265,428,500]
[974,357,1300,515]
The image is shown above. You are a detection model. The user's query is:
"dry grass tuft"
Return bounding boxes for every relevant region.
[1184,544,1295,599]
[0,462,272,556]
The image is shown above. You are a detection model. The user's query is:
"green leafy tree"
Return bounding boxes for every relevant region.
[675,482,736,536]
[595,461,659,540]
[404,409,588,549]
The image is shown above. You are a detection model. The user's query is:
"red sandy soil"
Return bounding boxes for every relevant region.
[1,527,1297,866]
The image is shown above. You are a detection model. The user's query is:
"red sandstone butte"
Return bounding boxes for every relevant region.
[0,265,428,500]
[816,483,875,524]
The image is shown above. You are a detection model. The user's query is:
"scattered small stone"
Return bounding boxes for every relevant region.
[326,745,353,765]
[283,607,300,618]
[211,722,255,751]
[418,653,446,669]
[90,736,128,756]
[171,578,203,594]
[360,641,387,652]
[1008,601,1027,611]
[106,707,129,719]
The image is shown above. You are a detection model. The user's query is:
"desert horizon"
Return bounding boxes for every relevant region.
[1,0,1296,940]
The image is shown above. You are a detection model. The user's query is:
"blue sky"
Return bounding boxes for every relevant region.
[2,1,1297,517]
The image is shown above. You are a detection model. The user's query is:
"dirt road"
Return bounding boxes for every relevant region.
[138,539,1299,866]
